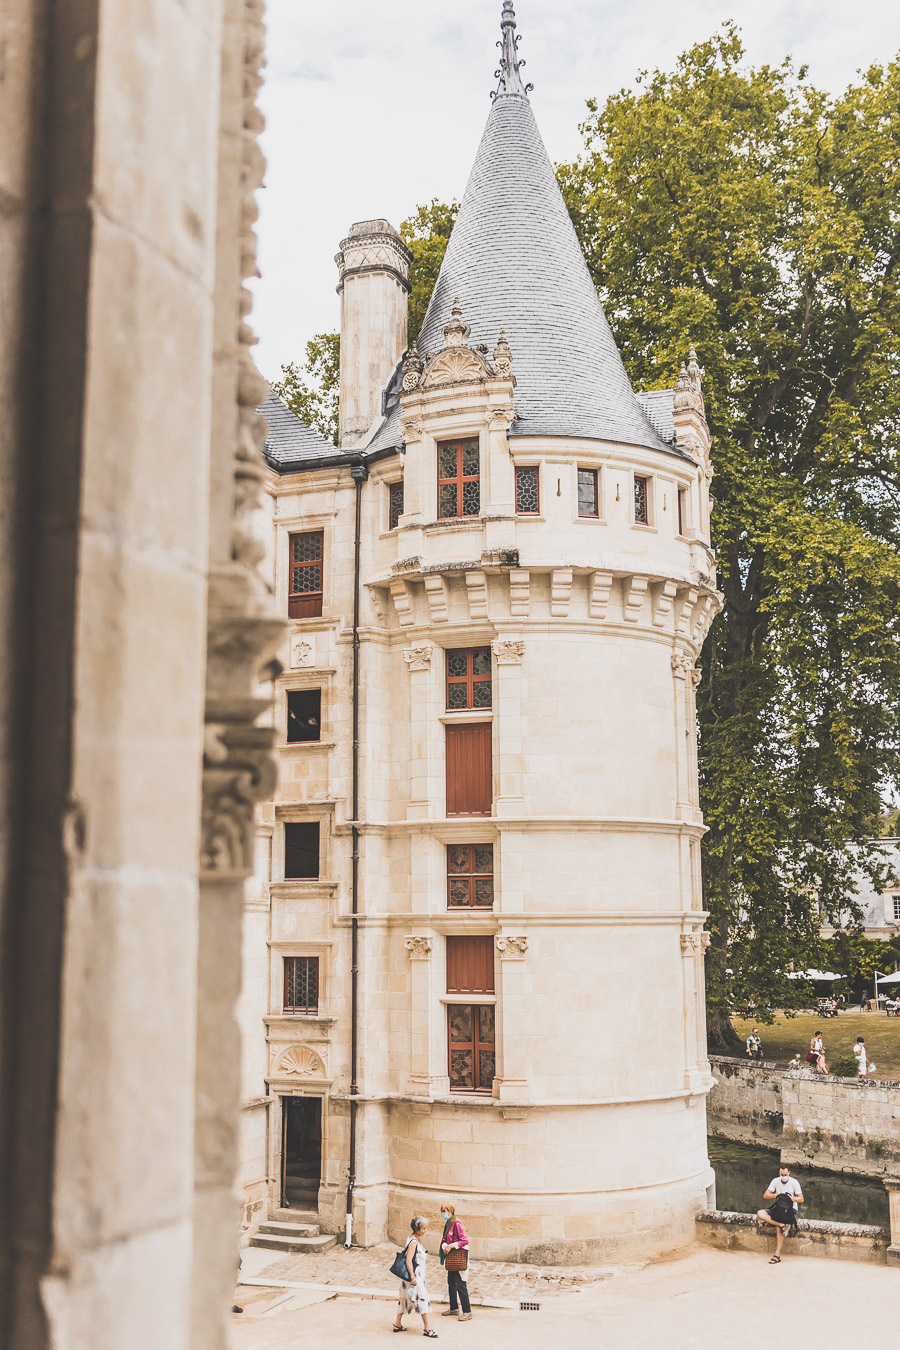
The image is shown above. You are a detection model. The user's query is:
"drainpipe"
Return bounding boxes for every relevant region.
[346,461,368,1246]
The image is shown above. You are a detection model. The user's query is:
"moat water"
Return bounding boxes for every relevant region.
[708,1136,890,1227]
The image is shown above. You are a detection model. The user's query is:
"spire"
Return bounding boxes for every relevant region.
[493,1,532,99]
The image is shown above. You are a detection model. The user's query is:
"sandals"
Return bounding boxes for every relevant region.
[769,1256,781,1264]
[424,1332,439,1339]
[392,1325,406,1333]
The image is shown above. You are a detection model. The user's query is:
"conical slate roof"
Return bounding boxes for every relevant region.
[370,7,675,457]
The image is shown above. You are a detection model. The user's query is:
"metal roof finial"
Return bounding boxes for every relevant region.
[492,2,533,100]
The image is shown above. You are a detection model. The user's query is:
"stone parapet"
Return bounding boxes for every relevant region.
[696,1209,890,1264]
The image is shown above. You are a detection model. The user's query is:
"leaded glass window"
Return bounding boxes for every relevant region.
[289,531,324,618]
[284,956,318,1013]
[388,480,404,530]
[893,895,900,921]
[577,468,598,517]
[437,438,480,519]
[515,466,539,514]
[446,647,492,709]
[677,487,687,535]
[448,1004,495,1092]
[634,475,649,525]
[447,844,494,908]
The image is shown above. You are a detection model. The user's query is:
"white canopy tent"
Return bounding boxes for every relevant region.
[875,970,900,985]
[786,969,843,981]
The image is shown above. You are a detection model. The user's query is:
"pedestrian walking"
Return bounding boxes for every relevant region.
[756,1164,804,1264]
[853,1037,868,1077]
[393,1216,437,1337]
[438,1201,472,1322]
[746,1028,762,1060]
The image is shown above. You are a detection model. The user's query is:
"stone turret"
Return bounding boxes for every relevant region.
[335,219,411,447]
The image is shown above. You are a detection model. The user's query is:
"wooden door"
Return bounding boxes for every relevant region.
[445,723,492,816]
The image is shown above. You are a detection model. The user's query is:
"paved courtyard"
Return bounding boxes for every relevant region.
[234,1244,896,1349]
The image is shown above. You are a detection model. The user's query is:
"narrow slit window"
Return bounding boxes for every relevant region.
[677,487,687,535]
[437,438,480,519]
[388,480,404,531]
[446,647,492,710]
[634,475,649,525]
[284,822,319,879]
[283,956,319,1013]
[515,466,539,514]
[577,468,598,517]
[447,844,494,908]
[289,531,324,619]
[287,689,321,743]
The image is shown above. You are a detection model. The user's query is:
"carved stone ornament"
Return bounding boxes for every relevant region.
[402,645,433,672]
[492,638,525,665]
[496,935,528,958]
[276,1044,326,1078]
[673,343,705,415]
[401,341,424,392]
[681,932,710,956]
[201,724,279,874]
[443,297,471,346]
[291,636,314,668]
[492,327,514,379]
[400,415,425,442]
[404,935,433,959]
[671,651,695,680]
[418,299,498,390]
[690,667,703,689]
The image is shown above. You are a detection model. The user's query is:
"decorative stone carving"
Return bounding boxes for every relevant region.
[404,935,433,959]
[422,344,492,389]
[483,406,516,429]
[402,645,433,672]
[676,587,699,638]
[653,579,678,628]
[291,636,314,669]
[465,571,489,621]
[589,570,614,620]
[201,725,279,874]
[443,297,471,346]
[508,568,530,618]
[401,341,424,391]
[671,652,694,680]
[492,638,525,665]
[673,344,705,415]
[690,667,703,689]
[390,579,417,627]
[423,573,450,624]
[681,932,710,957]
[492,328,514,380]
[623,575,648,623]
[276,1044,326,1077]
[496,935,528,958]
[400,415,425,442]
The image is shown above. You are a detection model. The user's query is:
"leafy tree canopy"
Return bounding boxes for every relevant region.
[401,198,459,343]
[272,331,340,445]
[557,26,900,1045]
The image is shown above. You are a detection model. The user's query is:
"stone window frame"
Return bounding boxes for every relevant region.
[437,435,481,520]
[286,688,322,744]
[283,820,320,880]
[266,939,334,1020]
[887,892,900,923]
[283,954,319,1013]
[288,529,324,618]
[272,805,334,885]
[388,477,404,531]
[446,842,495,909]
[447,1002,496,1093]
[275,509,337,624]
[576,465,600,518]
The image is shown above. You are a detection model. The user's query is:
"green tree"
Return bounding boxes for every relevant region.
[272,332,340,445]
[400,198,459,344]
[557,28,900,1047]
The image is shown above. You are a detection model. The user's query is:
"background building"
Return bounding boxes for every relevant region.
[241,4,722,1264]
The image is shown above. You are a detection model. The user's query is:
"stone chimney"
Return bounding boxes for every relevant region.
[335,219,412,447]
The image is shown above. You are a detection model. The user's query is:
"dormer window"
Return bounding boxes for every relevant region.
[438,438,480,519]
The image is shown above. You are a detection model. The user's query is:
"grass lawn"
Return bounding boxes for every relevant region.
[731,1012,900,1079]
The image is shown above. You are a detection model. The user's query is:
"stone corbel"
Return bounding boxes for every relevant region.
[691,594,715,644]
[404,935,433,960]
[464,570,489,621]
[550,568,573,617]
[508,568,530,618]
[423,573,450,624]
[623,575,648,623]
[390,579,417,627]
[653,579,679,628]
[402,645,433,672]
[589,570,614,620]
[496,935,528,958]
[675,587,699,638]
[671,651,694,681]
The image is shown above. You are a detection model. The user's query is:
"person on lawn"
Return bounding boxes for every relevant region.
[757,1165,803,1264]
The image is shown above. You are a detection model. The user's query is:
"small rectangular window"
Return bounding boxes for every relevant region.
[437,438,480,519]
[447,844,494,908]
[577,468,598,517]
[388,480,404,530]
[283,956,319,1013]
[893,895,900,921]
[448,1004,495,1092]
[634,475,649,525]
[287,689,321,743]
[515,466,539,514]
[284,822,319,879]
[289,531,324,619]
[446,647,492,710]
[677,486,687,535]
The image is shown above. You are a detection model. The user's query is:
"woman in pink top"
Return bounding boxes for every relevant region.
[439,1201,472,1322]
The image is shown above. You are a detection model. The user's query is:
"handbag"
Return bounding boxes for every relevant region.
[445,1245,468,1272]
[389,1245,413,1282]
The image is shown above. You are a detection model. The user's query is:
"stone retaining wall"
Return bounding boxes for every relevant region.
[709,1056,900,1176]
[696,1210,890,1264]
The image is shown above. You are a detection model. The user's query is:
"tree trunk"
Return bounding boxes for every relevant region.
[706,1004,742,1054]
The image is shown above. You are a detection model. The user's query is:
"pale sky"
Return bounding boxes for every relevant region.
[250,0,899,382]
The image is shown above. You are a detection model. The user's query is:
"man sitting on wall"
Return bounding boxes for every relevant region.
[756,1165,804,1265]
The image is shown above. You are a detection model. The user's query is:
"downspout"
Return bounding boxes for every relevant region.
[346,460,368,1245]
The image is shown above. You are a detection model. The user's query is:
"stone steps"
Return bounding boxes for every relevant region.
[250,1214,336,1254]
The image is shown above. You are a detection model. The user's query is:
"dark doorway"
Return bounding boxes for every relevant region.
[281,1096,322,1210]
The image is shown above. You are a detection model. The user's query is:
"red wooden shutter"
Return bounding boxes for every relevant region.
[446,935,495,994]
[445,723,492,816]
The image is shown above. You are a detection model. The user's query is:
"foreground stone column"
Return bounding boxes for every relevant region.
[884,1177,900,1265]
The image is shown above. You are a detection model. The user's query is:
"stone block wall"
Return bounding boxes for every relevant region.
[708,1056,784,1145]
[781,1073,900,1177]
